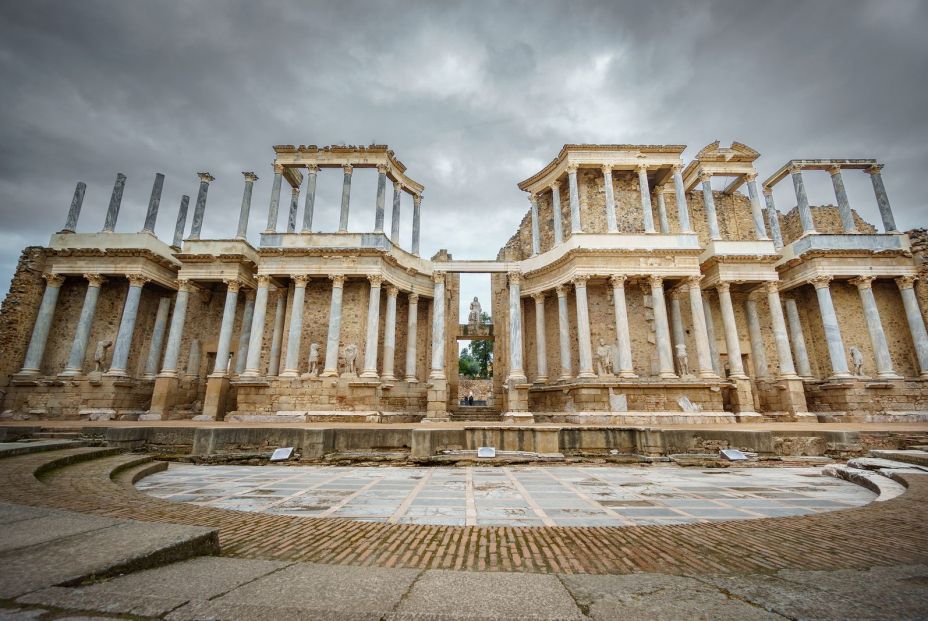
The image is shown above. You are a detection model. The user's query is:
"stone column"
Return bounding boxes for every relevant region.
[867,164,897,232]
[655,188,670,234]
[374,165,387,233]
[669,288,686,367]
[610,275,635,378]
[143,297,171,379]
[716,282,747,379]
[211,279,241,376]
[405,293,419,382]
[744,174,769,239]
[529,194,541,256]
[744,295,769,378]
[765,283,799,379]
[638,164,656,233]
[322,274,346,377]
[896,275,928,377]
[555,285,573,380]
[762,188,784,249]
[106,274,149,377]
[61,182,86,233]
[265,165,283,233]
[851,276,899,379]
[390,181,402,243]
[573,275,596,379]
[602,166,618,233]
[506,273,527,383]
[19,274,65,376]
[702,291,723,375]
[282,275,310,377]
[412,194,422,256]
[532,293,548,382]
[233,289,256,375]
[686,276,716,378]
[236,172,258,239]
[242,275,272,377]
[790,164,816,234]
[186,340,200,378]
[141,173,165,235]
[338,164,353,232]
[699,172,721,240]
[189,172,214,239]
[382,285,399,381]
[810,275,851,378]
[649,276,676,378]
[286,187,299,233]
[150,281,192,418]
[101,173,127,232]
[158,280,192,377]
[567,165,582,233]
[361,275,384,379]
[266,290,286,377]
[301,165,318,232]
[60,274,105,376]
[784,297,813,378]
[550,182,564,245]
[828,165,857,233]
[171,195,190,249]
[672,165,693,233]
[429,272,446,380]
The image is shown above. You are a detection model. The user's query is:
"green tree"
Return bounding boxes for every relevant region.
[458,345,480,378]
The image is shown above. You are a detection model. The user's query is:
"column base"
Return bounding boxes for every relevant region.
[828,373,856,381]
[507,374,528,385]
[381,374,397,382]
[320,369,338,378]
[576,371,596,380]
[502,411,535,424]
[618,371,637,379]
[659,371,678,379]
[404,376,419,384]
[103,369,128,378]
[279,370,300,378]
[429,371,446,381]
[876,373,903,381]
[534,376,549,384]
[558,374,573,381]
[240,369,262,379]
[698,370,719,379]
[58,368,82,378]
[360,370,379,379]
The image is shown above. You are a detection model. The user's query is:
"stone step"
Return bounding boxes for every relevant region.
[33,431,84,439]
[822,464,908,501]
[868,449,928,467]
[0,439,93,460]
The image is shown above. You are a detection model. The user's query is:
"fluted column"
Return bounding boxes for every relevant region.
[242,275,272,377]
[286,187,299,233]
[649,276,676,378]
[171,195,189,249]
[790,164,816,234]
[744,295,769,378]
[282,275,310,377]
[141,173,165,235]
[19,273,65,376]
[828,165,857,233]
[550,181,564,245]
[101,173,126,233]
[211,279,241,376]
[412,194,422,256]
[567,165,582,233]
[672,165,692,233]
[764,283,799,379]
[744,173,769,239]
[338,164,353,232]
[686,276,716,378]
[762,188,784,249]
[716,282,747,379]
[602,166,618,233]
[266,290,286,377]
[405,293,419,382]
[321,275,345,377]
[655,188,670,234]
[233,290,256,375]
[556,285,572,380]
[390,181,402,243]
[158,280,192,377]
[381,285,398,381]
[896,275,928,377]
[106,274,149,377]
[810,275,851,378]
[301,165,318,232]
[143,297,172,379]
[61,274,105,376]
[867,164,897,233]
[784,297,813,378]
[699,171,721,240]
[189,172,214,239]
[638,164,655,233]
[236,172,258,239]
[529,194,540,256]
[610,275,635,378]
[374,165,387,233]
[532,293,547,383]
[507,272,527,383]
[429,272,446,380]
[573,275,595,379]
[265,164,283,233]
[361,275,384,378]
[702,291,723,375]
[851,276,899,379]
[61,182,86,233]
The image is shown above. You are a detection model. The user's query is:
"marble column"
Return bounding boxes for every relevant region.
[266,290,286,377]
[851,276,899,379]
[550,182,564,245]
[374,165,387,233]
[602,166,618,233]
[763,188,784,249]
[867,164,897,232]
[390,181,402,243]
[655,188,670,234]
[381,285,398,381]
[649,276,676,378]
[429,272,446,380]
[744,295,769,378]
[702,291,723,375]
[765,283,799,379]
[567,165,582,233]
[790,165,816,234]
[301,165,318,233]
[186,339,201,379]
[361,275,384,378]
[233,290,256,375]
[322,275,345,377]
[265,165,283,233]
[700,172,721,240]
[106,274,149,377]
[286,187,299,233]
[532,293,548,383]
[686,276,716,378]
[189,172,214,239]
[338,164,353,232]
[158,280,192,377]
[405,293,419,382]
[672,165,693,233]
[242,275,271,377]
[610,275,635,378]
[282,275,310,377]
[61,182,86,233]
[236,172,258,239]
[716,282,747,379]
[19,274,65,375]
[101,173,127,233]
[507,273,527,383]
[556,285,572,380]
[573,275,596,379]
[60,274,105,376]
[810,275,851,378]
[211,279,241,376]
[141,173,165,235]
[784,297,813,378]
[745,174,769,239]
[896,275,928,377]
[669,288,686,374]
[828,166,857,233]
[171,195,189,249]
[529,194,541,256]
[638,165,655,233]
[412,194,422,256]
[143,297,172,379]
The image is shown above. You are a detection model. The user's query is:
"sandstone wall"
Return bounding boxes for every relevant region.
[778,205,876,245]
[0,247,48,385]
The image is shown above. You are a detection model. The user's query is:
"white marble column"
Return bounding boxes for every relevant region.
[211,279,241,376]
[764,283,799,379]
[649,276,676,378]
[61,274,105,376]
[784,297,813,378]
[896,275,928,377]
[105,274,149,377]
[281,275,309,377]
[702,291,723,375]
[602,166,618,233]
[556,285,572,380]
[233,290,256,375]
[143,297,172,379]
[655,188,670,234]
[567,165,582,234]
[171,195,190,250]
[638,164,656,233]
[301,165,318,233]
[672,165,693,233]
[686,276,716,378]
[242,275,272,377]
[338,164,353,233]
[762,188,784,249]
[810,275,851,378]
[361,275,384,379]
[186,339,200,379]
[532,293,548,383]
[828,165,857,233]
[744,295,769,378]
[528,194,540,256]
[381,285,399,381]
[265,165,283,233]
[189,172,213,239]
[101,173,126,233]
[745,174,769,239]
[851,276,899,379]
[573,275,595,378]
[236,172,258,239]
[669,288,686,370]
[140,173,165,235]
[266,290,286,377]
[158,280,192,378]
[412,194,422,256]
[374,165,387,233]
[61,182,86,233]
[405,293,419,382]
[286,187,300,233]
[867,164,897,233]
[390,181,402,244]
[610,275,635,378]
[506,272,527,383]
[322,274,346,377]
[716,282,747,379]
[550,182,564,245]
[699,172,721,240]
[790,164,816,234]
[429,272,446,380]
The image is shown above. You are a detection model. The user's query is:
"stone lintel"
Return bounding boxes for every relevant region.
[762,158,879,190]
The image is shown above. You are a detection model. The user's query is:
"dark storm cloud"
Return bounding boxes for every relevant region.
[1,0,926,308]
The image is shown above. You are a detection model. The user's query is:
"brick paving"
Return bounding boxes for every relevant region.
[0,447,927,575]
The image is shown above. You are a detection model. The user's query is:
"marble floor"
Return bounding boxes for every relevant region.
[136,464,876,527]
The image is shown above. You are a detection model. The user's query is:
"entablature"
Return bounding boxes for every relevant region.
[763,159,878,190]
[681,141,762,194]
[272,144,424,195]
[776,256,918,292]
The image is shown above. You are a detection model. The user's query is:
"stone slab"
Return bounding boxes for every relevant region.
[0,512,118,553]
[0,440,90,459]
[0,502,56,526]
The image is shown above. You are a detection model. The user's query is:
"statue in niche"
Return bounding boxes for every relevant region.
[596,338,615,376]
[468,297,482,327]
[849,346,864,376]
[93,340,113,373]
[342,343,358,376]
[307,342,320,376]
[676,343,689,377]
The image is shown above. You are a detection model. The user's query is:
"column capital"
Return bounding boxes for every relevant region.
[647,275,664,289]
[176,279,195,293]
[550,180,561,191]
[408,292,419,304]
[600,164,613,175]
[329,273,346,288]
[305,164,319,173]
[636,162,649,174]
[385,284,399,297]
[393,180,402,192]
[809,274,833,289]
[527,193,538,204]
[273,163,285,174]
[197,172,215,183]
[763,281,781,294]
[126,273,150,287]
[242,171,259,182]
[826,164,843,176]
[697,170,712,183]
[431,271,446,285]
[671,163,684,173]
[895,274,917,290]
[368,274,385,287]
[566,164,579,174]
[43,272,65,287]
[291,186,300,196]
[376,163,388,174]
[342,163,354,174]
[223,278,244,292]
[508,271,523,287]
[83,273,106,287]
[532,292,546,304]
[715,281,731,294]
[849,275,875,290]
[744,172,758,182]
[686,274,704,288]
[865,163,884,175]
[555,284,568,298]
[292,274,311,287]
[572,274,590,288]
[414,193,422,206]
[609,274,628,288]
[256,274,273,287]
[762,185,773,196]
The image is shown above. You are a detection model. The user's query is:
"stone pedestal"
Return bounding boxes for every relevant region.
[148,375,179,419]
[202,375,231,420]
[779,377,809,416]
[425,378,449,421]
[503,383,533,423]
[728,377,760,418]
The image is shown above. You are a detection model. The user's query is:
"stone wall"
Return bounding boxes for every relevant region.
[778,205,876,245]
[0,247,48,385]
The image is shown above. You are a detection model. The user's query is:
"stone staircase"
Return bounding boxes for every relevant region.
[823,449,928,500]
[449,407,501,422]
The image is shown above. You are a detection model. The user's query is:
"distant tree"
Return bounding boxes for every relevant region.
[458,345,480,378]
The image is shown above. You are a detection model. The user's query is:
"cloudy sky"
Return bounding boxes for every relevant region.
[1,0,926,315]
